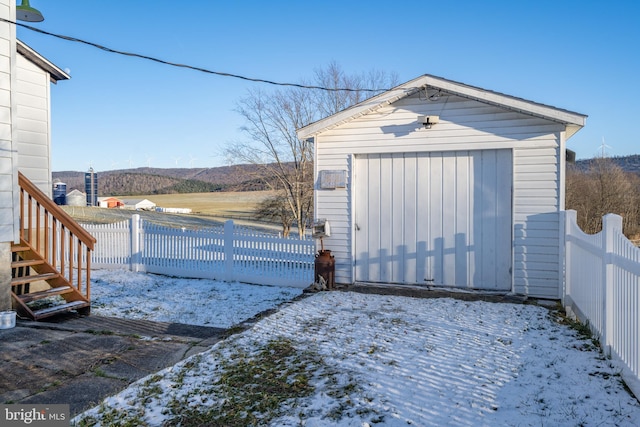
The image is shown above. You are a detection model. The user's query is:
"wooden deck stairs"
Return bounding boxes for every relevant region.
[11,172,96,320]
[11,240,90,320]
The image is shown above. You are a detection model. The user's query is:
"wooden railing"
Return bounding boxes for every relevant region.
[18,172,96,299]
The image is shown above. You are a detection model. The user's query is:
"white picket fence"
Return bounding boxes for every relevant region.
[83,215,316,288]
[564,209,640,398]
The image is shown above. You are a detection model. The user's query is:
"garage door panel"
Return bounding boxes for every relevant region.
[441,153,456,285]
[355,150,512,290]
[479,150,498,285]
[455,153,471,286]
[379,155,392,282]
[428,154,443,284]
[391,153,405,283]
[495,150,514,285]
[403,155,417,284]
[416,153,431,284]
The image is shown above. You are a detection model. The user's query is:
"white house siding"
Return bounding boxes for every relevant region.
[315,92,566,297]
[0,0,18,242]
[0,0,16,310]
[15,52,52,196]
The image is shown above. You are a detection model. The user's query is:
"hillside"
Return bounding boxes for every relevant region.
[574,154,640,174]
[53,155,640,197]
[53,164,269,196]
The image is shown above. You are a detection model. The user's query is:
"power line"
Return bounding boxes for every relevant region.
[1,17,390,93]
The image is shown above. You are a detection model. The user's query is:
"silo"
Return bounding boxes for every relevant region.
[85,167,98,207]
[53,182,67,205]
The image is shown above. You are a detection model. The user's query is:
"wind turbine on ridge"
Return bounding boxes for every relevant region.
[599,137,613,158]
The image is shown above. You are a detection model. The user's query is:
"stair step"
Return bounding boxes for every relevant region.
[18,286,73,303]
[33,300,90,320]
[11,272,60,286]
[11,245,30,253]
[12,259,44,268]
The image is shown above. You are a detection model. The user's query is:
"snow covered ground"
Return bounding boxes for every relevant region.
[89,269,303,328]
[75,269,640,426]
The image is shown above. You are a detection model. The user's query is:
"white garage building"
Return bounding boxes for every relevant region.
[297,74,586,299]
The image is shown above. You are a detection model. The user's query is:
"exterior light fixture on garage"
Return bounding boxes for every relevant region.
[418,115,439,129]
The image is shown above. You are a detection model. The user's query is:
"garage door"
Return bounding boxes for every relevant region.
[354,150,512,290]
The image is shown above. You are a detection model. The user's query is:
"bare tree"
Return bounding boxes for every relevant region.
[311,61,398,118]
[254,189,313,237]
[226,87,315,237]
[566,157,640,237]
[227,63,398,237]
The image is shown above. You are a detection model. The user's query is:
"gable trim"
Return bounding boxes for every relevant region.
[297,74,586,139]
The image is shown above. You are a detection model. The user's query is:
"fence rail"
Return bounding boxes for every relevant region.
[564,210,640,399]
[83,215,315,288]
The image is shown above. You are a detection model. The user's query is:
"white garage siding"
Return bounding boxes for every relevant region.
[513,145,564,298]
[314,153,352,284]
[314,91,568,297]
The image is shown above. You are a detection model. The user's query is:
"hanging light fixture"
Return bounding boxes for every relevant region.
[16,0,44,22]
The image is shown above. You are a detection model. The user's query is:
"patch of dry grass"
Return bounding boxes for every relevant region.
[62,191,283,233]
[127,191,275,218]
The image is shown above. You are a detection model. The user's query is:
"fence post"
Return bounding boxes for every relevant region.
[561,210,576,305]
[131,214,142,272]
[224,220,234,282]
[602,213,622,356]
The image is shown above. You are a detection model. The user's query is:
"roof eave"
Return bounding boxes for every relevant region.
[17,39,70,83]
[425,75,586,133]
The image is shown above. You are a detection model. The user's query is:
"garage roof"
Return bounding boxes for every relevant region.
[297,74,587,140]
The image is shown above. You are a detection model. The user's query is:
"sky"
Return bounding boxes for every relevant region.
[13,0,640,172]
[74,269,640,426]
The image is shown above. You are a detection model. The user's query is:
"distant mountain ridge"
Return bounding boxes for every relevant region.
[53,164,268,196]
[52,155,640,196]
[574,154,640,174]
